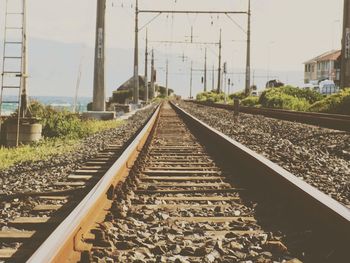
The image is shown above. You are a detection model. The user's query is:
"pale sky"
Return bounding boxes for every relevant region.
[0,0,345,97]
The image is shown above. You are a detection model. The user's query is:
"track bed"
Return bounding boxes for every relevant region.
[88,104,343,262]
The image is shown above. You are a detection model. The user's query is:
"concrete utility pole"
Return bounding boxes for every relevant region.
[20,0,28,117]
[165,59,169,97]
[150,49,155,99]
[204,48,207,92]
[133,0,139,104]
[93,0,106,111]
[190,61,193,99]
[217,29,222,93]
[341,0,350,88]
[144,29,149,103]
[245,0,251,95]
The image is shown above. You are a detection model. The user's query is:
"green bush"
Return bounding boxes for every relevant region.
[259,88,310,111]
[309,88,350,114]
[196,92,227,103]
[29,101,85,138]
[157,86,174,98]
[241,96,259,107]
[258,86,323,111]
[259,86,322,106]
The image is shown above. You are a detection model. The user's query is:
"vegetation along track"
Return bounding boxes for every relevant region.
[9,102,350,262]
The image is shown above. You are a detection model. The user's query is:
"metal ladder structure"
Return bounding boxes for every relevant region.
[0,0,28,146]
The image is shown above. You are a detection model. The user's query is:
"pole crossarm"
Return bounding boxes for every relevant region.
[150,40,219,45]
[193,68,217,72]
[138,10,247,15]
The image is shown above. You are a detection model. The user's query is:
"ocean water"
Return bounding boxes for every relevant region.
[1,96,91,116]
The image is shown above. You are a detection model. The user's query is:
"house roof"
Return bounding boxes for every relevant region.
[114,75,145,92]
[304,50,341,64]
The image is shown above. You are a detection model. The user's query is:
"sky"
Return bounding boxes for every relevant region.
[0,0,345,98]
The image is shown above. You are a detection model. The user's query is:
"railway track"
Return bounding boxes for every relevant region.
[2,102,349,262]
[191,101,350,132]
[0,143,125,261]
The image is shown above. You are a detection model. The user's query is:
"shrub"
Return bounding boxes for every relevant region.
[196,92,227,103]
[229,91,247,100]
[259,86,322,106]
[241,96,259,107]
[258,86,323,111]
[309,88,350,114]
[28,101,85,138]
[156,86,174,98]
[259,88,310,111]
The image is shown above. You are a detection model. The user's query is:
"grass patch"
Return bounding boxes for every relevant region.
[0,118,123,170]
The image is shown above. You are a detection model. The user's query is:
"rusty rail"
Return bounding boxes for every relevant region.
[190,100,350,132]
[27,105,160,263]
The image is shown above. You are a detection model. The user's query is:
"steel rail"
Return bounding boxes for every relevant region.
[171,101,350,238]
[190,100,350,131]
[138,10,247,14]
[27,105,160,263]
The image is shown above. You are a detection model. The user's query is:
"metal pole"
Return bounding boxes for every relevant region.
[223,62,227,103]
[73,58,83,113]
[341,0,350,88]
[191,26,193,43]
[20,0,28,118]
[245,0,251,95]
[212,64,215,91]
[224,73,227,104]
[150,49,155,99]
[217,29,222,93]
[190,61,193,99]
[92,0,106,111]
[166,59,169,97]
[133,0,139,104]
[204,48,207,92]
[144,29,149,103]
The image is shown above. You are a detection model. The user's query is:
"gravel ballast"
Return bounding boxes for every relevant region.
[0,105,157,196]
[178,101,350,206]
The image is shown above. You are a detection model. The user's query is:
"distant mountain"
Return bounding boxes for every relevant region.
[0,38,304,99]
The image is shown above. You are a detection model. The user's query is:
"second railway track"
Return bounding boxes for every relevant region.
[8,102,349,262]
[191,100,350,132]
